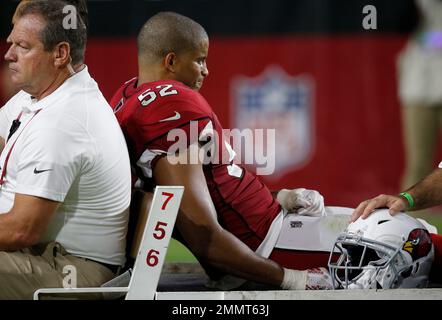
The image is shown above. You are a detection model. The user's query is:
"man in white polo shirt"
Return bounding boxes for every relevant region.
[0,0,131,299]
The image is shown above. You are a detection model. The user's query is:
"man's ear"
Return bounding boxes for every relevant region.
[53,42,71,68]
[164,52,178,73]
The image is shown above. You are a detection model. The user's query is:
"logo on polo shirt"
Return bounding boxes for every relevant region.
[34,168,53,174]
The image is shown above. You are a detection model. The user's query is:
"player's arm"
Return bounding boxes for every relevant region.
[0,194,59,250]
[351,167,442,222]
[0,137,4,154]
[153,148,284,286]
[409,168,442,209]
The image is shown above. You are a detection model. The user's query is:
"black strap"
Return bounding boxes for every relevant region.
[7,112,23,142]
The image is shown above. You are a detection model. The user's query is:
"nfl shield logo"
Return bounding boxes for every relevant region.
[231,65,315,177]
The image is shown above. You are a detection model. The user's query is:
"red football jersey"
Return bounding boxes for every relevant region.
[110,78,281,250]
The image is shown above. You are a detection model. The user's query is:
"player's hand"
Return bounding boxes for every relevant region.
[281,267,333,290]
[277,188,326,216]
[305,267,333,290]
[350,194,408,222]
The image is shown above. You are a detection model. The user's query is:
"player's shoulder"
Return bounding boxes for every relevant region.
[114,78,203,105]
[109,77,137,107]
[134,79,210,113]
[111,78,213,128]
[139,79,205,106]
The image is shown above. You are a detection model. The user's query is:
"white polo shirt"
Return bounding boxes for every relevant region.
[0,67,131,266]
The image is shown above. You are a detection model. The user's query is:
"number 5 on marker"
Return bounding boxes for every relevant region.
[153,221,168,240]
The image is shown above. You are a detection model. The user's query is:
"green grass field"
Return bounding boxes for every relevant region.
[165,212,442,263]
[165,239,197,262]
[409,210,442,232]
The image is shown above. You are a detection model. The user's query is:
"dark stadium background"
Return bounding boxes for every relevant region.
[1,2,441,262]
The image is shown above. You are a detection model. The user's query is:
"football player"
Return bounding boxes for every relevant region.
[110,12,352,290]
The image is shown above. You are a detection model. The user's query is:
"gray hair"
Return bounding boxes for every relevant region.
[13,0,87,65]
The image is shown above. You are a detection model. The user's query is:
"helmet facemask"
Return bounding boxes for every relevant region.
[329,233,409,289]
[328,229,433,289]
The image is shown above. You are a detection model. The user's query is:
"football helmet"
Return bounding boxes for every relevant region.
[328,209,434,289]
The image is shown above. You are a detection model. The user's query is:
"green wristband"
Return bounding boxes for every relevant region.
[399,192,414,209]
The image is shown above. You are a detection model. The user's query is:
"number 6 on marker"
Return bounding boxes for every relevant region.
[146,249,159,267]
[161,192,174,210]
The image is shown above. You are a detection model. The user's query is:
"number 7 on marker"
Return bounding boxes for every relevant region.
[161,192,174,210]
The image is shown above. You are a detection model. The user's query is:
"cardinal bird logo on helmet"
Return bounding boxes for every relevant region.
[402,228,432,261]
